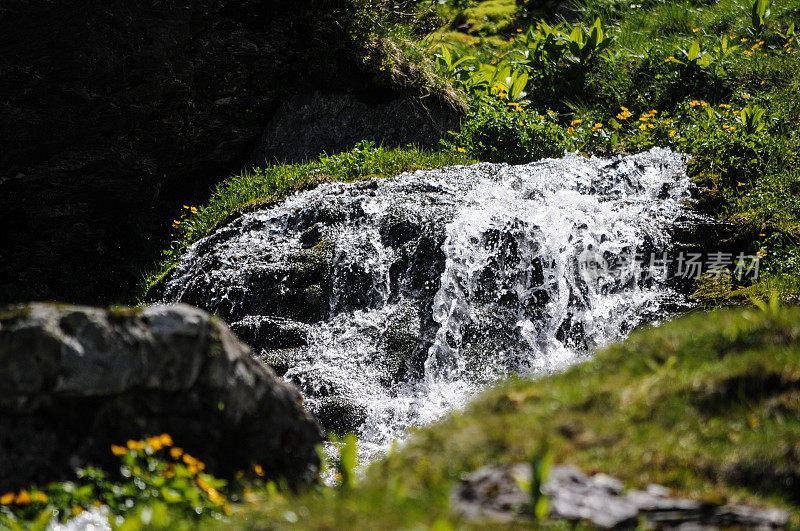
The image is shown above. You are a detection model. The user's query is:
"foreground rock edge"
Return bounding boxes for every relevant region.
[0,302,324,491]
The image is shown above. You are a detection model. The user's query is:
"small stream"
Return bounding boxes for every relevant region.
[158,148,696,462]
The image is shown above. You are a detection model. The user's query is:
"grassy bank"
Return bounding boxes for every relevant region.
[231,304,800,528]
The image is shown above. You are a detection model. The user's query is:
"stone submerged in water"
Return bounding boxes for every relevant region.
[451,464,789,529]
[0,302,324,491]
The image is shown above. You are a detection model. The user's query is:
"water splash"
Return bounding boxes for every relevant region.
[159,148,693,460]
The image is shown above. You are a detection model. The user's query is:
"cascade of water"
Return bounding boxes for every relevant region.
[159,148,693,459]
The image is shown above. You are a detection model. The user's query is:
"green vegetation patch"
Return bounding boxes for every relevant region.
[429,0,800,302]
[235,305,800,528]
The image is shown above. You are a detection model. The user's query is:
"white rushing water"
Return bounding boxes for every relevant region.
[160,148,694,462]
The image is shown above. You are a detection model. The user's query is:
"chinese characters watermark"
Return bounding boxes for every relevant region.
[575,250,761,282]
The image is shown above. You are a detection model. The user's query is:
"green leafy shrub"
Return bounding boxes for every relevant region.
[446,96,567,163]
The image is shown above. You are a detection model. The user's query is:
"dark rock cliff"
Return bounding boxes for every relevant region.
[0,0,463,305]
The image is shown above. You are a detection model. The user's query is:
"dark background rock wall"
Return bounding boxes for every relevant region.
[0,0,462,306]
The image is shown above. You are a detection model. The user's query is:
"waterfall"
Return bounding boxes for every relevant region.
[158,148,693,460]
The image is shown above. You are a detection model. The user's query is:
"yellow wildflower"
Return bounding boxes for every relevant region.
[111,444,127,456]
[620,106,628,111]
[253,464,265,477]
[72,506,84,516]
[719,103,730,108]
[172,220,181,225]
[159,434,173,447]
[15,491,31,505]
[457,147,466,153]
[567,126,574,133]
[570,119,582,126]
[34,492,48,503]
[693,28,700,32]
[127,439,145,451]
[592,122,603,132]
[190,207,198,214]
[1,493,14,504]
[182,205,190,209]
[669,130,676,138]
[516,28,523,32]
[639,124,647,131]
[207,488,224,505]
[737,182,746,186]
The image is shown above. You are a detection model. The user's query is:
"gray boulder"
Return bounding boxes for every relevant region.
[0,302,324,491]
[451,463,790,528]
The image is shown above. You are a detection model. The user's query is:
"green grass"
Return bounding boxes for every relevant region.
[227,305,800,529]
[136,143,473,302]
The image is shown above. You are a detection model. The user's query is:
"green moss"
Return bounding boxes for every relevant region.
[235,306,800,528]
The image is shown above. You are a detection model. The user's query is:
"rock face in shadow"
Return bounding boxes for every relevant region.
[0,303,324,491]
[0,0,464,306]
[251,91,462,164]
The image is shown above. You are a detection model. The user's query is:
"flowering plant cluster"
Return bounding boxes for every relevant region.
[0,434,257,527]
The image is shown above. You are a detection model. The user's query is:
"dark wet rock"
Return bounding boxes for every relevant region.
[230,316,310,352]
[451,463,790,529]
[250,91,463,165]
[378,300,424,383]
[0,302,324,491]
[0,0,464,306]
[314,396,368,437]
